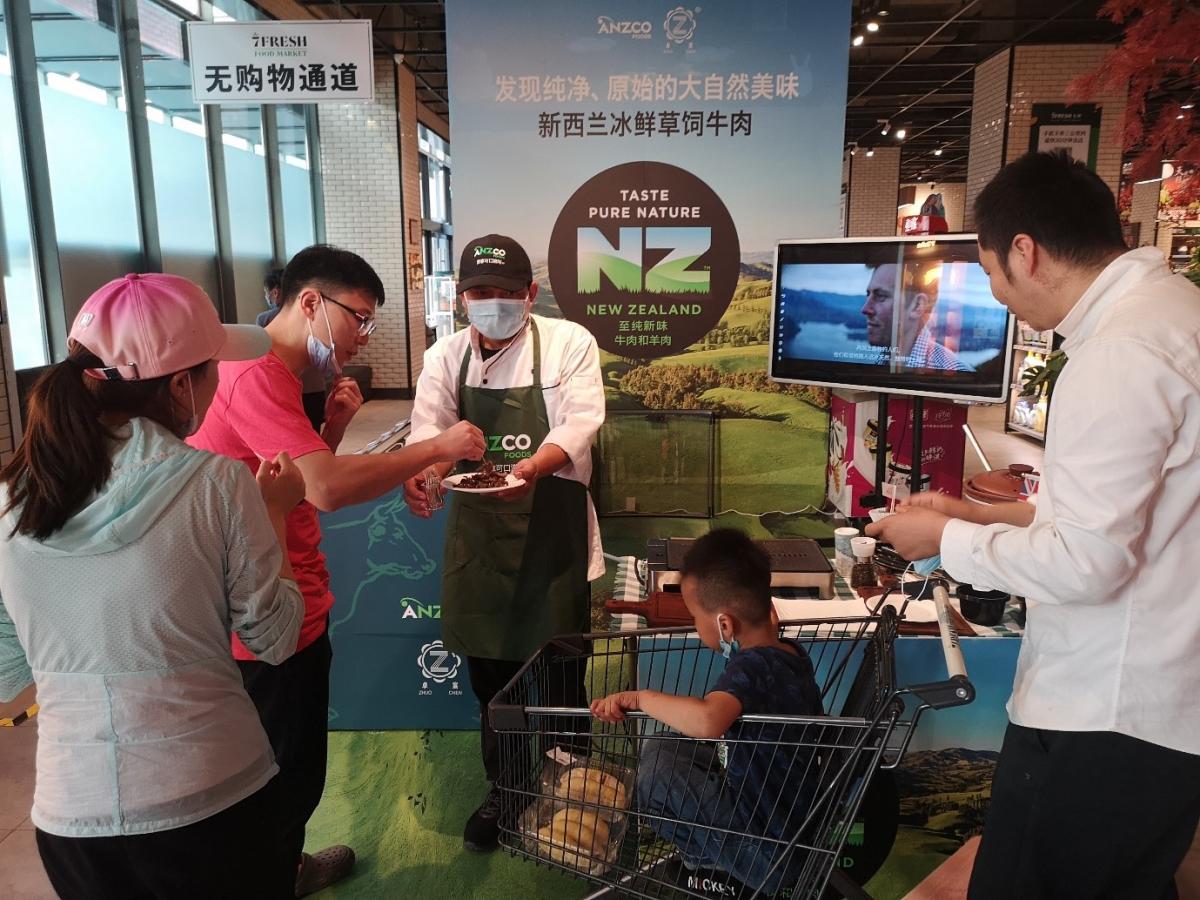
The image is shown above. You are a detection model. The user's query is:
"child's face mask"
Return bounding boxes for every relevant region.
[716,616,740,659]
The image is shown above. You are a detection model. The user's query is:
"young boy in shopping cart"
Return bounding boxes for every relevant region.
[591,528,824,894]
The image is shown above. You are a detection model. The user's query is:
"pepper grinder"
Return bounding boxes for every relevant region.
[849,536,878,589]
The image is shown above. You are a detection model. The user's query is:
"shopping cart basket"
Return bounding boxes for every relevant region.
[488,580,974,900]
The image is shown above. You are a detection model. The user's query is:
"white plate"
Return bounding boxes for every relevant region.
[441,472,526,494]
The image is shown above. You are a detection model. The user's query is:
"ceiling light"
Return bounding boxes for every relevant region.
[880,121,890,136]
[866,149,875,157]
[895,128,906,139]
[866,19,880,32]
[934,148,943,156]
[1182,103,1194,110]
[852,33,865,46]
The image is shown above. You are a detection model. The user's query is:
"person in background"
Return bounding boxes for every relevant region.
[592,528,823,894]
[0,274,305,899]
[404,233,606,853]
[257,268,285,328]
[869,150,1200,899]
[190,244,484,896]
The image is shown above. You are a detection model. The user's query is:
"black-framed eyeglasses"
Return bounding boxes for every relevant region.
[320,293,378,336]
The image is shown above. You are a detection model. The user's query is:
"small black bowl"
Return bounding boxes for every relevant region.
[957,584,1010,626]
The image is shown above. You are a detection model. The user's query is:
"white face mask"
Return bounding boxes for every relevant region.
[306,297,342,380]
[467,298,528,341]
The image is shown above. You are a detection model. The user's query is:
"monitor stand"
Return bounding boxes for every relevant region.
[859,393,926,510]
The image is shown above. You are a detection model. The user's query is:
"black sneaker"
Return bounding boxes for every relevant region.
[463,784,504,853]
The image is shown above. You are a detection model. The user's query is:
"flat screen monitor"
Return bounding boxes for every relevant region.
[769,236,1014,403]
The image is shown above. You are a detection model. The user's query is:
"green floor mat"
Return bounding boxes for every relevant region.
[305,730,591,899]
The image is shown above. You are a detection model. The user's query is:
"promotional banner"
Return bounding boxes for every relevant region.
[321,489,479,730]
[186,20,373,104]
[446,1,851,518]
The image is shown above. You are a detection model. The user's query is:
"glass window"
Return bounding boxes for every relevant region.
[32,0,141,328]
[276,103,313,259]
[222,104,272,323]
[0,0,48,368]
[139,0,219,302]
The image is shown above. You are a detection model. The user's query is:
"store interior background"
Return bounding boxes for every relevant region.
[1,0,1198,897]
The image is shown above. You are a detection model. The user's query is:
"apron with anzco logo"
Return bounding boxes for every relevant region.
[441,320,590,661]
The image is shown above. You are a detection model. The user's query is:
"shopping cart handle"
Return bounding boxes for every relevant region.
[908,674,975,709]
[902,581,976,709]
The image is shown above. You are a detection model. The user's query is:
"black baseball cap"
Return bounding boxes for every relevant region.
[456,234,533,294]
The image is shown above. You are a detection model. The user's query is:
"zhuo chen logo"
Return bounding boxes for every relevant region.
[663,6,699,50]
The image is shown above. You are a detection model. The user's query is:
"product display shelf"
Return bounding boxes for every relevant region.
[1005,322,1059,444]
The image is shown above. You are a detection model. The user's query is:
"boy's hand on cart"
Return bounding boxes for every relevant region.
[590,691,642,724]
[866,506,949,561]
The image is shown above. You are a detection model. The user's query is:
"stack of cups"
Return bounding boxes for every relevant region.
[834,527,859,579]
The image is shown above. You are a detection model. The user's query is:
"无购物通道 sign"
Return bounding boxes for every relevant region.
[186,20,373,104]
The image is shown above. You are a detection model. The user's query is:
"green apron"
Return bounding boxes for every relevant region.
[441,320,591,661]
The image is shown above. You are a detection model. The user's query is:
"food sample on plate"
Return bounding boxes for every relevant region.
[457,459,508,489]
[535,807,611,867]
[553,766,628,811]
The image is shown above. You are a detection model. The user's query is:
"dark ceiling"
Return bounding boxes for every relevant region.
[309,0,1136,184]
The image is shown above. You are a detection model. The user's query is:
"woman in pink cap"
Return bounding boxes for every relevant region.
[0,274,305,899]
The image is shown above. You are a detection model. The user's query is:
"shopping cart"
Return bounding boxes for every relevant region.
[488,580,974,900]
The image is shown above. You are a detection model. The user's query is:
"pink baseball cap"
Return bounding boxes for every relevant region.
[68,273,270,380]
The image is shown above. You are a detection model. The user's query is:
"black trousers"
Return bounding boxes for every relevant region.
[238,630,333,864]
[467,652,589,784]
[968,722,1200,900]
[36,779,292,900]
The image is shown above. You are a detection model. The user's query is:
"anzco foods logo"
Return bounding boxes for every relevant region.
[417,640,461,684]
[548,161,739,360]
[488,432,533,455]
[597,15,652,38]
[664,7,699,49]
[474,246,507,258]
[400,597,440,620]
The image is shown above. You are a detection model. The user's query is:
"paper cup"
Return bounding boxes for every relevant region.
[850,536,876,560]
[834,527,858,577]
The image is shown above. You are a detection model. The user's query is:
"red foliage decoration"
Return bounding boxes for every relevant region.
[1068,0,1200,179]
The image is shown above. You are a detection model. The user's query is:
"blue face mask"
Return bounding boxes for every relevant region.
[913,554,942,577]
[716,616,740,659]
[467,298,528,341]
[306,298,342,380]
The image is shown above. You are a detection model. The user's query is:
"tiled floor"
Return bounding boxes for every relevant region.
[0,685,47,899]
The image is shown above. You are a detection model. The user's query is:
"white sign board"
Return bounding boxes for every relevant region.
[1035,125,1092,162]
[186,20,373,104]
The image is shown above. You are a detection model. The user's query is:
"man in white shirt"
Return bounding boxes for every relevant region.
[404,234,606,853]
[869,150,1200,899]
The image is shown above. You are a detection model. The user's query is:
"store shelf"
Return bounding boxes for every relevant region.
[1006,421,1046,441]
[1013,343,1051,353]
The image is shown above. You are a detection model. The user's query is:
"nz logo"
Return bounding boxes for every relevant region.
[418,641,461,684]
[548,161,739,360]
[578,227,711,294]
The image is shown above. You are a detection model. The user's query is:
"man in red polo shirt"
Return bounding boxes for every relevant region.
[191,245,483,895]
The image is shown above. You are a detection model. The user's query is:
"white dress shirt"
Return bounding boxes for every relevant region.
[410,314,607,580]
[942,248,1200,755]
